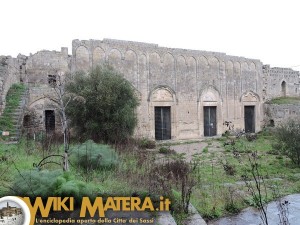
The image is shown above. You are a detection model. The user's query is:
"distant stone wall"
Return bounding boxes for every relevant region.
[263,65,300,100]
[264,103,300,127]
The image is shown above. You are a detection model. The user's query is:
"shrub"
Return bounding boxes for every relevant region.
[149,160,195,213]
[222,162,236,176]
[138,138,156,149]
[273,119,300,166]
[202,147,208,153]
[66,65,139,143]
[70,140,118,170]
[159,146,175,154]
[12,170,95,200]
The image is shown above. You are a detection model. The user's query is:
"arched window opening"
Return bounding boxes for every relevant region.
[281,81,286,97]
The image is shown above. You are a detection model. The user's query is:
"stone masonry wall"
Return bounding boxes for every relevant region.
[263,65,300,100]
[2,38,300,140]
[24,48,71,133]
[71,39,264,139]
[264,103,300,127]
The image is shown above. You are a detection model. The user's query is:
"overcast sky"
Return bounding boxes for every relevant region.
[1,0,299,69]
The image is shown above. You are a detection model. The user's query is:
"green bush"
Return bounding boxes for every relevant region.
[12,170,95,200]
[202,147,208,153]
[70,140,118,170]
[138,138,156,149]
[273,119,300,166]
[66,65,139,143]
[159,146,175,154]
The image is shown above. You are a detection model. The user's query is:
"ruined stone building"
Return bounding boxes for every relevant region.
[0,39,299,140]
[0,202,23,225]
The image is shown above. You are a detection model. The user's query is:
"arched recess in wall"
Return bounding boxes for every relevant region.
[187,57,197,94]
[241,61,250,92]
[240,91,260,133]
[281,81,287,97]
[149,52,161,90]
[226,60,234,98]
[198,85,222,137]
[124,50,138,88]
[176,55,187,94]
[75,46,90,72]
[233,61,241,97]
[148,85,177,140]
[163,53,175,90]
[108,49,122,72]
[198,56,209,85]
[93,47,105,68]
[208,56,219,86]
[249,62,257,91]
[138,54,147,92]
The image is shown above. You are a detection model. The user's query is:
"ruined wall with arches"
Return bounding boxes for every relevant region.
[71,39,264,139]
[3,39,300,139]
[263,65,300,100]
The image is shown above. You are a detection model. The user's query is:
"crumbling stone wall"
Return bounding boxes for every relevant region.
[25,48,70,85]
[264,103,300,127]
[263,65,300,100]
[23,48,71,134]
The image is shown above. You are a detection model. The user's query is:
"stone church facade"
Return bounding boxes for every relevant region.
[0,39,299,140]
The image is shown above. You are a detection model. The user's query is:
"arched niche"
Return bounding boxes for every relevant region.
[149,86,176,103]
[199,56,209,79]
[149,52,161,89]
[108,49,122,71]
[226,60,234,78]
[208,57,220,85]
[93,47,105,68]
[124,50,138,88]
[281,81,286,97]
[75,46,90,72]
[240,91,260,102]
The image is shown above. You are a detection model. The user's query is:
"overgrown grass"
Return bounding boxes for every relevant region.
[0,138,154,199]
[268,96,300,104]
[0,83,26,133]
[189,133,300,221]
[2,132,300,223]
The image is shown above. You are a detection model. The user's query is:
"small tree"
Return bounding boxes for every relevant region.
[66,65,139,143]
[42,73,84,171]
[273,119,300,166]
